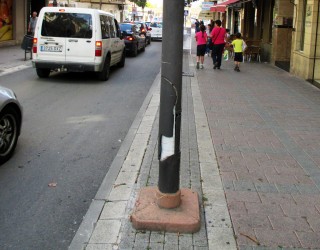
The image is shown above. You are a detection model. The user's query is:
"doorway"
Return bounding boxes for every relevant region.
[28,0,46,18]
[233,11,240,34]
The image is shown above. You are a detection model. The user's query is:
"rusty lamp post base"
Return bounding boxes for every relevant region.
[130,187,200,233]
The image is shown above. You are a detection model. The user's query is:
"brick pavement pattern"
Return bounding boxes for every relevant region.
[196,51,320,249]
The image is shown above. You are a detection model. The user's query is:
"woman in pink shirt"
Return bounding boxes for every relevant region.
[210,20,226,69]
[195,24,207,69]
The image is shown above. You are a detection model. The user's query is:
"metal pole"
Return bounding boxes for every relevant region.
[158,0,184,195]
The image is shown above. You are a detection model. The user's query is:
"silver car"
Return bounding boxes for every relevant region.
[0,86,23,164]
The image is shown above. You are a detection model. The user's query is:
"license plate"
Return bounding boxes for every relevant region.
[40,45,63,52]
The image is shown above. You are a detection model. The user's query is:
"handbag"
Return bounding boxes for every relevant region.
[242,40,247,51]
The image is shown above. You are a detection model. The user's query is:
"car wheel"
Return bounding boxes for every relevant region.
[132,44,138,57]
[36,68,50,78]
[0,107,20,165]
[98,56,110,81]
[118,50,126,68]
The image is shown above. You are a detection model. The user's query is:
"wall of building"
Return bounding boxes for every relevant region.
[291,0,319,81]
[15,0,26,44]
[271,0,294,63]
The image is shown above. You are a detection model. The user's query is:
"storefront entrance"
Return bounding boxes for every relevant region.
[28,0,46,18]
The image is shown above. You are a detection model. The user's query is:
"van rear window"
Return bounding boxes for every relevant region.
[41,12,92,38]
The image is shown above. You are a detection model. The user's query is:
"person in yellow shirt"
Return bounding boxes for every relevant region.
[231,33,245,72]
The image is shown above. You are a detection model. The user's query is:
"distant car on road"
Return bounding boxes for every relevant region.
[134,21,152,45]
[0,86,22,164]
[149,22,163,41]
[120,23,146,57]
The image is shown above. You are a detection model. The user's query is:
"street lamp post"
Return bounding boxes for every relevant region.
[130,0,200,233]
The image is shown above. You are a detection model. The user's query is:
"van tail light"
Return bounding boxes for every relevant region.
[33,38,38,53]
[125,36,134,41]
[141,28,145,33]
[95,41,102,57]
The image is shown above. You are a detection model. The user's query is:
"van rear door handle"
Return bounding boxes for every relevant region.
[86,40,91,43]
[68,39,78,42]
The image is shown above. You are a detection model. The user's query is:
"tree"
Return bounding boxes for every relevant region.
[129,0,147,9]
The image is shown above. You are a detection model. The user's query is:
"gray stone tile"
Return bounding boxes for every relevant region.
[149,231,165,244]
[275,184,300,194]
[148,242,164,250]
[89,220,121,244]
[164,244,179,250]
[234,180,256,192]
[296,184,320,194]
[164,232,179,245]
[254,183,278,193]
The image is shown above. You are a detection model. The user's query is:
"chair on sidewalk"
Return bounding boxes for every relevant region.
[244,40,262,62]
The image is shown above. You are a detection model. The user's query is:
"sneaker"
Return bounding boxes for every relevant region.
[196,62,199,69]
[200,64,204,69]
[236,68,240,72]
[234,66,237,71]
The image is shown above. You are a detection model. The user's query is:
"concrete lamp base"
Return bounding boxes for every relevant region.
[130,187,200,233]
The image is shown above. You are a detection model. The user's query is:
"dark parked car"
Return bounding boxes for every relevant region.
[120,23,146,57]
[134,21,151,45]
[0,86,23,164]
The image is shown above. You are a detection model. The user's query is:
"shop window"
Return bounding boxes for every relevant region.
[300,0,307,51]
[0,0,13,41]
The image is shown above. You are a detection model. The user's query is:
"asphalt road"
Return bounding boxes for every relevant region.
[0,42,162,250]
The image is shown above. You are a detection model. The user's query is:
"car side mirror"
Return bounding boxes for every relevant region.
[148,27,152,31]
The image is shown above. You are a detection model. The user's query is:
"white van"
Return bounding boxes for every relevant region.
[149,22,163,40]
[32,7,125,81]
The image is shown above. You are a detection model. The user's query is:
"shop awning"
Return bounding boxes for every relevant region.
[210,0,241,12]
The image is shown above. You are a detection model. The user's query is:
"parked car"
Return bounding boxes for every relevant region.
[120,23,146,57]
[149,22,163,40]
[0,86,22,164]
[134,21,151,45]
[32,7,126,81]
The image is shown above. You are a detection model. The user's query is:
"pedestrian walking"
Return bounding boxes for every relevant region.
[210,20,226,69]
[205,24,212,56]
[231,32,245,72]
[195,24,207,69]
[195,19,200,33]
[28,11,37,36]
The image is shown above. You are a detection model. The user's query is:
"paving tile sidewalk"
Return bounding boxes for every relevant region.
[0,45,32,77]
[70,29,236,249]
[195,38,320,249]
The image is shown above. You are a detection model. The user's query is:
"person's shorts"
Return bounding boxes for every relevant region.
[197,44,207,56]
[234,52,243,62]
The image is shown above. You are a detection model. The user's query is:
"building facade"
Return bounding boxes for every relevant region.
[212,0,319,84]
[291,0,319,85]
